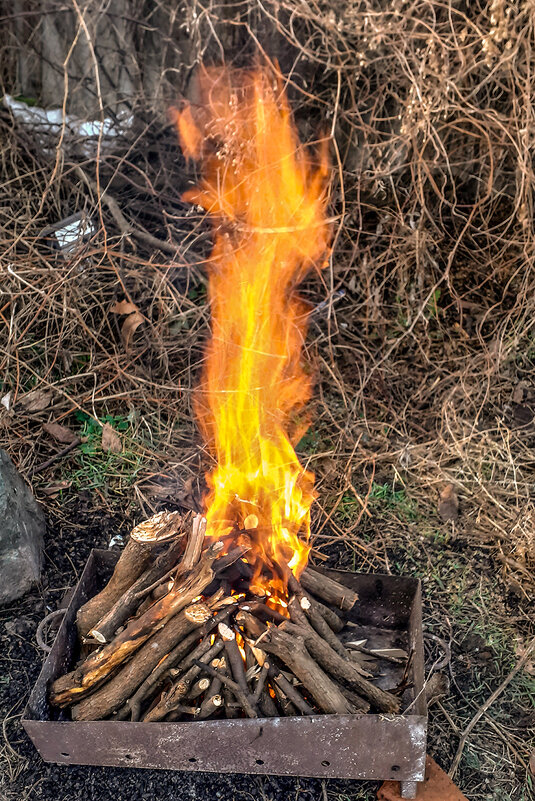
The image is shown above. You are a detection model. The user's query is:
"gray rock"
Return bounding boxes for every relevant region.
[0,449,45,603]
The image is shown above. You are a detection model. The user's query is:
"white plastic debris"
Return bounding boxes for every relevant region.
[108,535,125,549]
[2,95,132,156]
[41,212,96,255]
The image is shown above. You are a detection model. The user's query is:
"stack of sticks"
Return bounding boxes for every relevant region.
[49,512,401,722]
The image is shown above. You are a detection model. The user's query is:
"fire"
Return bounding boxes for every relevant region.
[176,65,330,601]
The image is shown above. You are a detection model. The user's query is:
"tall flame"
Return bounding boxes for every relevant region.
[176,66,330,600]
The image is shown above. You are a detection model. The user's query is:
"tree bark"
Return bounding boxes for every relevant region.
[90,538,184,643]
[76,537,154,638]
[300,567,359,612]
[261,628,354,715]
[52,542,222,707]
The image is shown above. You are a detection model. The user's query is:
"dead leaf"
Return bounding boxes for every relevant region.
[101,422,122,454]
[19,389,52,412]
[529,749,535,777]
[512,383,525,404]
[515,638,535,675]
[121,311,144,350]
[438,483,459,522]
[111,299,138,315]
[42,422,77,444]
[424,672,449,708]
[512,403,534,426]
[41,480,72,497]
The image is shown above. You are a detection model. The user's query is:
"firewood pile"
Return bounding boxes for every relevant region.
[49,511,402,722]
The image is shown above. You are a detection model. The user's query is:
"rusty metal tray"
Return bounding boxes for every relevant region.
[23,549,427,794]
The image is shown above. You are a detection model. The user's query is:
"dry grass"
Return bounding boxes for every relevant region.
[1,1,534,798]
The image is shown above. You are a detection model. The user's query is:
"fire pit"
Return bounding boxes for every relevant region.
[23,544,426,799]
[25,64,426,799]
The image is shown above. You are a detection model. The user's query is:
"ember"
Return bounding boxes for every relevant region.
[48,67,402,726]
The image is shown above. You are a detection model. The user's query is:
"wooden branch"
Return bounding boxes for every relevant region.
[310,597,344,633]
[281,612,400,714]
[235,609,267,640]
[143,640,224,722]
[242,602,288,626]
[261,628,354,715]
[272,681,297,715]
[112,606,233,723]
[219,622,251,699]
[193,660,258,718]
[182,514,206,572]
[346,642,406,665]
[166,705,200,720]
[76,536,154,638]
[251,661,270,705]
[74,166,191,257]
[197,674,223,719]
[196,691,223,719]
[52,543,223,707]
[90,538,184,643]
[295,593,350,662]
[259,685,279,717]
[268,665,314,715]
[72,604,211,720]
[214,546,251,575]
[300,567,358,611]
[336,683,370,713]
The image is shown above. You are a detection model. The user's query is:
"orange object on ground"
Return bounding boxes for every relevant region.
[378,755,469,801]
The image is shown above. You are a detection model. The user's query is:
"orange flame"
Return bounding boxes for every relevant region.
[176,65,330,600]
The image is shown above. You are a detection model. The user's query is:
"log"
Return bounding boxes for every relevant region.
[268,665,314,715]
[300,567,358,612]
[129,510,186,544]
[261,628,354,715]
[197,675,223,719]
[143,640,224,722]
[76,537,154,638]
[197,691,223,718]
[182,514,206,572]
[52,542,223,707]
[219,622,250,699]
[296,594,350,662]
[90,538,185,643]
[193,660,258,718]
[310,597,344,633]
[75,604,233,721]
[281,614,400,714]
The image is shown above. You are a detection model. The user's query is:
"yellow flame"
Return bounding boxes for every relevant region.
[176,65,330,600]
[236,632,247,664]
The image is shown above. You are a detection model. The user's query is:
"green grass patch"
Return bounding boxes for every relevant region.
[63,411,144,493]
[368,481,419,521]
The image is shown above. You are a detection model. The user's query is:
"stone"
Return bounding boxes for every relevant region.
[0,449,45,603]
